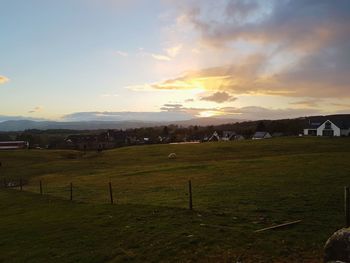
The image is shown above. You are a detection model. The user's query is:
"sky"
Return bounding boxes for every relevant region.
[0,0,349,122]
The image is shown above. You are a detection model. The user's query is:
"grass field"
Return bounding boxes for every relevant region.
[1,137,350,262]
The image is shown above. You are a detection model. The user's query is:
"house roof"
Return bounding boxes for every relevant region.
[305,115,350,129]
[222,130,236,136]
[208,130,237,141]
[208,131,220,141]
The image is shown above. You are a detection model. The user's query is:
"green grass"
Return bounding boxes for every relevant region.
[0,137,349,262]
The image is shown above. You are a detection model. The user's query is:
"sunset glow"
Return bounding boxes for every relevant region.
[198,111,221,118]
[0,0,349,122]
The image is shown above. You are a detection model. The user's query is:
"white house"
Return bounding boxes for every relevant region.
[304,118,350,137]
[208,131,221,141]
[208,131,243,141]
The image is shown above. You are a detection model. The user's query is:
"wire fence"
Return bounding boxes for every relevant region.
[1,177,195,210]
[2,176,350,230]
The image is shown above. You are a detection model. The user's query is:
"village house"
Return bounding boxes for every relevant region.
[221,131,237,141]
[208,131,244,142]
[208,131,220,141]
[304,117,350,137]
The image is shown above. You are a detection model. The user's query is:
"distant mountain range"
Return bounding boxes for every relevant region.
[1,114,349,132]
[0,118,245,131]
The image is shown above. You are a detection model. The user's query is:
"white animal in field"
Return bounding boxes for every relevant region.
[168,153,176,159]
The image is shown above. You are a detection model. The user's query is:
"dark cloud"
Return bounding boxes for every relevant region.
[275,41,350,97]
[162,103,183,108]
[225,0,261,19]
[171,0,350,98]
[160,104,185,112]
[184,0,350,50]
[200,91,237,103]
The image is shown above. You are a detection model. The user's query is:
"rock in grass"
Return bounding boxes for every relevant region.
[168,153,176,159]
[324,228,350,262]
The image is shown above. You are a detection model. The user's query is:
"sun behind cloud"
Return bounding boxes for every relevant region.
[198,110,221,118]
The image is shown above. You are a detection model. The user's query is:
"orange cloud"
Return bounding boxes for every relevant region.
[163,1,350,99]
[0,75,9,84]
[149,49,350,98]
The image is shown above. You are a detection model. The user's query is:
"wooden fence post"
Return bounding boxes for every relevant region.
[345,186,350,227]
[109,182,114,204]
[39,181,43,195]
[70,182,73,201]
[188,180,193,210]
[19,178,23,191]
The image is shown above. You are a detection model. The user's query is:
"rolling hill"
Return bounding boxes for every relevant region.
[1,137,349,262]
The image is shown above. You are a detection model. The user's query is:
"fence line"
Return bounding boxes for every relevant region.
[2,178,350,227]
[0,177,195,211]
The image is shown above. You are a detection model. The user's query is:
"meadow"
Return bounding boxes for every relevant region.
[1,137,350,262]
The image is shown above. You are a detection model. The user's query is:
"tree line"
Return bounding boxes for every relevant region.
[0,117,310,149]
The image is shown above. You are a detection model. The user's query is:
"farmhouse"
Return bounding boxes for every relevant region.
[208,131,220,141]
[304,117,350,137]
[252,132,272,140]
[208,131,241,141]
[208,131,236,142]
[221,131,237,141]
[0,141,29,150]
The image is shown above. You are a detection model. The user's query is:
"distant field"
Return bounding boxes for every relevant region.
[1,137,350,262]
